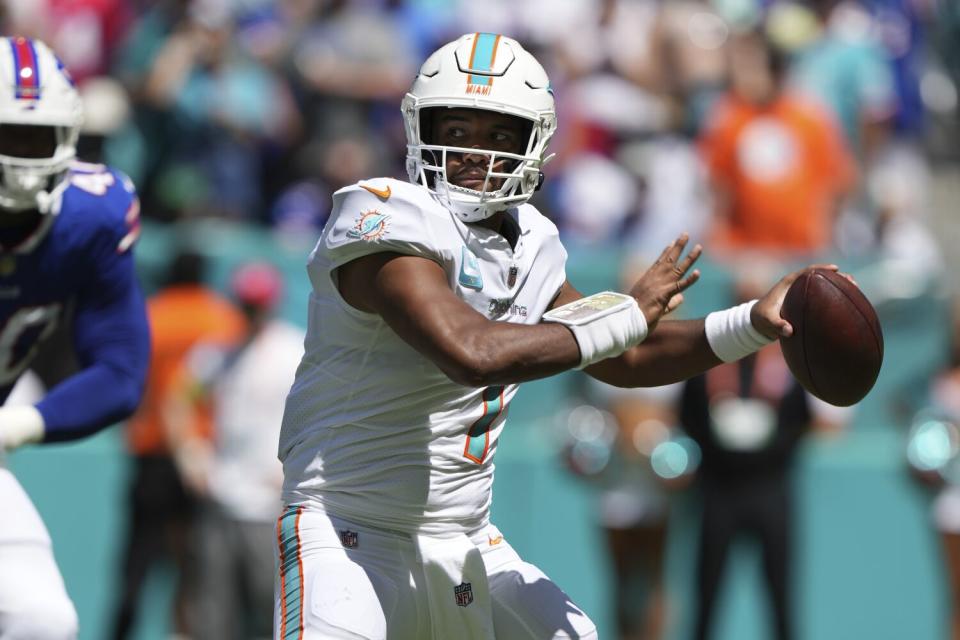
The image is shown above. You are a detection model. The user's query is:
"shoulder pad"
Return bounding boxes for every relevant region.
[333,178,445,218]
[62,163,140,253]
[516,202,560,238]
[323,178,448,267]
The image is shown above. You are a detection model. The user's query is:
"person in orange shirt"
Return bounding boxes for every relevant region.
[700,29,856,256]
[110,249,246,640]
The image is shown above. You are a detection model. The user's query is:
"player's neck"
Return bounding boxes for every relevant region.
[0,208,41,229]
[0,209,43,251]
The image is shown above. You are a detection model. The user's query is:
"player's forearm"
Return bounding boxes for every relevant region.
[36,361,145,442]
[584,319,721,388]
[432,320,582,387]
[434,294,656,387]
[369,262,584,387]
[36,277,150,443]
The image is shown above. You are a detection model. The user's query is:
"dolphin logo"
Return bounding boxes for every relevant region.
[347,211,390,241]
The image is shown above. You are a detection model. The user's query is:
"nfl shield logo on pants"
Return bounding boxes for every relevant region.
[339,529,359,549]
[454,582,473,607]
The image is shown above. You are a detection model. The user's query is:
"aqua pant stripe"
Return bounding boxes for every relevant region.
[277,506,304,640]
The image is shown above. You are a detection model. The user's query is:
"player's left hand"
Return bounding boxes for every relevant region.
[628,233,702,332]
[751,264,840,339]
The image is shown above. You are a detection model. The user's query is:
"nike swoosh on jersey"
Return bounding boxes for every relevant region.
[459,246,483,290]
[361,184,392,199]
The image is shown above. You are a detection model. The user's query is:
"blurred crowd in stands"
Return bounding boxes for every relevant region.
[1,0,956,265]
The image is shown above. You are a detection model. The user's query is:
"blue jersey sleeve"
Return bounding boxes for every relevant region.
[34,168,150,441]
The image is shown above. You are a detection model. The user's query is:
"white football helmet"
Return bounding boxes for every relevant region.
[0,37,83,214]
[402,33,556,222]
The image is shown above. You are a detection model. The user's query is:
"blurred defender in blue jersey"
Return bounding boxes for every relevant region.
[0,37,149,639]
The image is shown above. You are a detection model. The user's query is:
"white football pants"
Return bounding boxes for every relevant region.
[0,467,78,640]
[273,505,598,640]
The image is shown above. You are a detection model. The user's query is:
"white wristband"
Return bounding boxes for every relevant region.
[0,405,45,450]
[704,300,774,362]
[543,291,649,369]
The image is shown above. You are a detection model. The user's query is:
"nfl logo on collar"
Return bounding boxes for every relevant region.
[454,582,474,607]
[339,529,359,549]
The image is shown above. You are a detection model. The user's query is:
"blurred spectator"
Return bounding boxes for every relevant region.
[905,301,960,639]
[786,0,897,161]
[541,0,675,244]
[620,112,712,263]
[639,0,730,133]
[552,152,642,246]
[268,179,329,241]
[541,0,720,254]
[933,0,960,96]
[268,131,382,244]
[700,29,856,256]
[867,142,943,278]
[289,0,415,167]
[165,262,304,640]
[3,0,134,81]
[861,0,931,139]
[679,268,851,639]
[111,0,301,222]
[111,249,247,640]
[563,382,684,640]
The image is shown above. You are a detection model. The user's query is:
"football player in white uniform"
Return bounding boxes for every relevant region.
[275,33,833,640]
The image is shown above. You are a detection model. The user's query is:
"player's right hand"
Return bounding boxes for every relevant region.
[751,263,840,339]
[627,233,701,331]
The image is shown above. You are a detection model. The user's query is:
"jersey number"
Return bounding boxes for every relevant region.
[463,386,504,464]
[0,304,61,385]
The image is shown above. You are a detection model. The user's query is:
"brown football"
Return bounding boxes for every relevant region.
[779,268,883,406]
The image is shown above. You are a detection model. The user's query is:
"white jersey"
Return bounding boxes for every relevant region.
[279,178,567,534]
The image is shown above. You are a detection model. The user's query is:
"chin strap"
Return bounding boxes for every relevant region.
[35,189,58,215]
[35,176,69,215]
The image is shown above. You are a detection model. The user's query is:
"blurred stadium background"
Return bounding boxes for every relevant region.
[4,0,960,638]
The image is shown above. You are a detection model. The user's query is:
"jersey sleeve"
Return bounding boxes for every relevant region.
[321,181,444,269]
[35,168,150,441]
[518,204,569,312]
